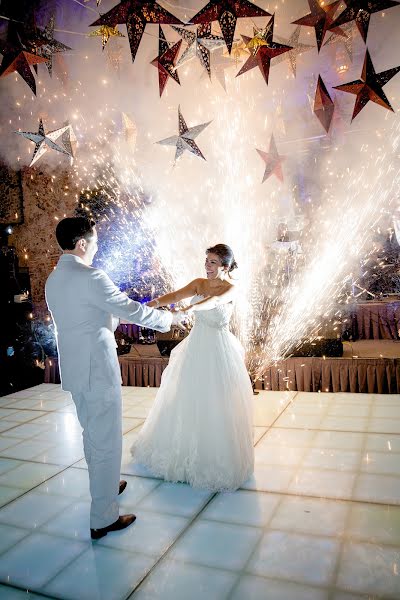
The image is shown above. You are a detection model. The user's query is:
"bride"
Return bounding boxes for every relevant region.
[130,244,254,492]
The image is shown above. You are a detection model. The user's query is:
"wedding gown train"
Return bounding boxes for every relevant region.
[130,296,254,492]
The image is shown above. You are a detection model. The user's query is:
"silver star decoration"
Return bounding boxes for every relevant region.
[211,47,237,90]
[157,106,212,163]
[34,16,72,77]
[172,24,225,77]
[15,118,73,166]
[323,22,357,61]
[61,123,77,164]
[200,47,237,90]
[273,25,314,77]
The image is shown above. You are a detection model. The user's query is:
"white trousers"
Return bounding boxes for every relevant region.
[72,385,122,529]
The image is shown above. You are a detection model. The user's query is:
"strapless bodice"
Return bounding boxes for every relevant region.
[190,295,233,330]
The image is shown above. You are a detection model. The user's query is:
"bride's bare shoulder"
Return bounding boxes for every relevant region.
[225,279,237,289]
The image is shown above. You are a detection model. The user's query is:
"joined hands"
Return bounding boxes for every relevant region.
[171,310,190,332]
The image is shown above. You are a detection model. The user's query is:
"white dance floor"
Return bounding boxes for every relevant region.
[0,384,399,599]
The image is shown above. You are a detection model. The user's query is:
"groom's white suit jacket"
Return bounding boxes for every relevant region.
[45,254,172,393]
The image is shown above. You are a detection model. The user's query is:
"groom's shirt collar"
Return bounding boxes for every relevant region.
[58,254,87,266]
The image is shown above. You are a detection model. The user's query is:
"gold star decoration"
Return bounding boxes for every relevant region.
[88,24,125,51]
[223,40,250,65]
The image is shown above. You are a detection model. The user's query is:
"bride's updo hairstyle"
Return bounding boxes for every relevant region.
[206,244,238,275]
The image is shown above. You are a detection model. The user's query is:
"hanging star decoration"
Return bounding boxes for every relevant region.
[273,25,315,77]
[61,124,77,165]
[189,0,271,54]
[223,40,250,65]
[256,134,285,183]
[323,21,357,61]
[88,24,125,51]
[52,53,69,87]
[207,47,237,90]
[30,16,72,77]
[328,93,351,138]
[90,1,184,64]
[306,73,319,111]
[157,106,212,163]
[106,39,124,75]
[333,48,400,120]
[292,0,345,52]
[0,23,47,94]
[121,112,137,147]
[236,15,293,85]
[151,26,182,96]
[15,119,74,166]
[329,0,400,43]
[172,24,225,78]
[314,75,335,132]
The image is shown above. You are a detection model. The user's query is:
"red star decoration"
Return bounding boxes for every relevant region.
[189,0,271,54]
[0,24,47,94]
[151,26,182,97]
[334,48,400,120]
[329,0,400,43]
[236,15,292,85]
[90,1,184,64]
[256,134,285,183]
[292,0,344,52]
[314,75,335,132]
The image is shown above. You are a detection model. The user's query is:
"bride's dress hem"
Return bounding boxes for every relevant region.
[130,446,254,493]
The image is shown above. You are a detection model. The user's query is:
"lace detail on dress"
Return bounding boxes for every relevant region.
[191,294,233,331]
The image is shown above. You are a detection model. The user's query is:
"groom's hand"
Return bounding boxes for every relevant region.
[171,310,188,332]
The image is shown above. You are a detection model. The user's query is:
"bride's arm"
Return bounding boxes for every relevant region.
[147,279,202,308]
[183,284,237,312]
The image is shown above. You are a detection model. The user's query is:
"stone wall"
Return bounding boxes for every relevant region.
[9,166,77,316]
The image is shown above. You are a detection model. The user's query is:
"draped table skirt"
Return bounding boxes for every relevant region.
[346,302,400,340]
[118,355,169,387]
[44,355,169,388]
[45,354,400,393]
[254,356,400,393]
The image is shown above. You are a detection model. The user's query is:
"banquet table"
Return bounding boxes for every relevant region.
[254,355,400,393]
[346,301,400,340]
[44,349,169,388]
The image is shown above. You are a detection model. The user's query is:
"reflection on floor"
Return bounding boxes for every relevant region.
[0,384,399,599]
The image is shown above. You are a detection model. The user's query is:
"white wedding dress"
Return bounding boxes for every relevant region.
[130,295,254,492]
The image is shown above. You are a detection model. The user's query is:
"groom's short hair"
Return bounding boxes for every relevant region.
[56,217,96,250]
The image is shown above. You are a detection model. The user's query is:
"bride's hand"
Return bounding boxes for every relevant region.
[146,299,159,308]
[181,305,193,314]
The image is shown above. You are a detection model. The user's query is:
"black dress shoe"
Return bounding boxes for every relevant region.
[119,480,127,495]
[91,514,136,540]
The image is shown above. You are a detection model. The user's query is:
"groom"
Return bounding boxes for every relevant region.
[45,217,184,540]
